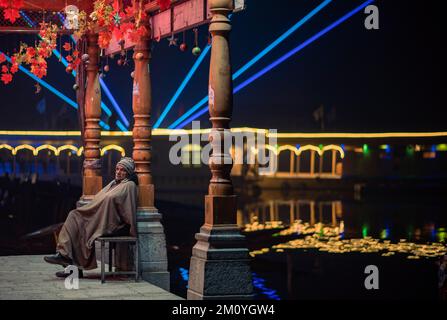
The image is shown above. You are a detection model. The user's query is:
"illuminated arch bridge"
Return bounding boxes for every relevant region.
[1,129,446,184]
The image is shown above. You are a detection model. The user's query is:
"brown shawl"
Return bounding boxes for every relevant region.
[57,179,138,270]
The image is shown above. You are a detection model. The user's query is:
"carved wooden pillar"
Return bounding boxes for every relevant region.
[132,29,154,209]
[187,0,253,300]
[79,32,102,204]
[132,23,169,290]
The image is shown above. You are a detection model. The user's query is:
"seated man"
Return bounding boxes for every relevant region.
[44,157,138,276]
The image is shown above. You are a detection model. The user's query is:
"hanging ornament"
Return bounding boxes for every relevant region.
[192,46,201,56]
[66,64,73,73]
[119,40,125,54]
[168,31,177,46]
[179,30,187,52]
[34,83,42,94]
[131,71,135,78]
[73,83,79,90]
[81,53,89,62]
[135,52,144,60]
[117,58,123,66]
[64,5,79,30]
[113,11,121,26]
[103,55,109,72]
[192,28,201,56]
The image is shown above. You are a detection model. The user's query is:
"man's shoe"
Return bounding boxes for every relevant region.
[43,252,73,267]
[55,269,83,278]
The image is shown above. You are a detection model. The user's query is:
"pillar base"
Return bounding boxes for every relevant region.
[187,225,254,300]
[137,207,170,291]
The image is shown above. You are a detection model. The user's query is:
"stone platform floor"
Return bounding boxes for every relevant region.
[0,255,183,300]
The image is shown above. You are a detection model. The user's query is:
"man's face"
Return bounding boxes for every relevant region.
[115,164,128,181]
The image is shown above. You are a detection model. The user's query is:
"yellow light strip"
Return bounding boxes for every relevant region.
[100,145,126,157]
[296,145,323,156]
[255,144,344,158]
[322,144,345,159]
[0,144,14,152]
[182,144,202,152]
[57,145,79,156]
[35,144,58,156]
[13,144,35,156]
[0,144,126,157]
[268,132,447,138]
[1,129,447,138]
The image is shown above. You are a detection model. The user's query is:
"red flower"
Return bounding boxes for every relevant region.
[112,0,119,12]
[72,57,81,69]
[26,46,36,57]
[1,73,12,84]
[63,42,71,51]
[2,65,8,73]
[72,50,79,58]
[112,26,123,41]
[10,63,18,74]
[0,53,6,64]
[31,61,47,79]
[98,32,112,49]
[66,55,73,62]
[4,7,20,23]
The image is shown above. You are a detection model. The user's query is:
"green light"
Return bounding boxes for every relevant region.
[379,144,389,150]
[436,144,447,151]
[362,225,368,238]
[438,228,446,243]
[380,229,389,239]
[318,144,323,150]
[362,144,369,155]
[406,145,414,157]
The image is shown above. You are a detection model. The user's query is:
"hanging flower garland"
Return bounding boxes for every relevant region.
[0,0,172,85]
[0,0,24,23]
[0,21,59,83]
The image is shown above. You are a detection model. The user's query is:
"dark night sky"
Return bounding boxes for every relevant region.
[0,0,445,132]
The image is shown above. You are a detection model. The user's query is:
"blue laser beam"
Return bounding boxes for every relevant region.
[1,50,110,130]
[100,77,130,127]
[20,11,128,127]
[153,44,211,129]
[174,0,375,129]
[1,50,77,109]
[155,16,236,129]
[167,0,332,129]
[115,120,128,132]
[60,13,129,127]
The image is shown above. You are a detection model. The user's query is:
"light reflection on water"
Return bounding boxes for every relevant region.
[240,198,447,250]
[238,196,447,299]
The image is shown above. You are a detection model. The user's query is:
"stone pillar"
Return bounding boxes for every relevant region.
[187,0,253,300]
[79,33,102,206]
[132,27,169,291]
